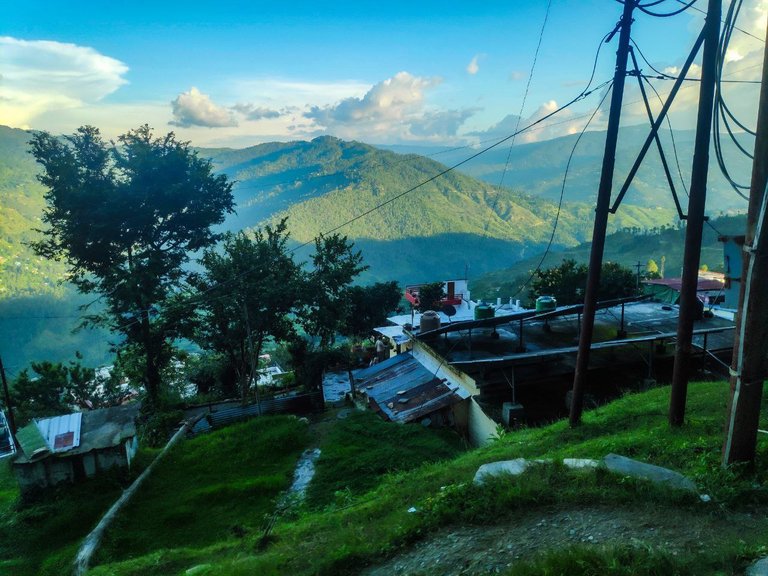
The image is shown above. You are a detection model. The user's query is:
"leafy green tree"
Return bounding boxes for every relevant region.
[414,282,446,312]
[530,259,636,306]
[600,262,638,300]
[341,281,402,340]
[29,125,234,407]
[189,220,304,401]
[9,359,124,424]
[302,233,367,348]
[647,259,660,278]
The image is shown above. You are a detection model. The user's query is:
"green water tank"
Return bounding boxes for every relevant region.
[535,295,557,312]
[474,304,495,320]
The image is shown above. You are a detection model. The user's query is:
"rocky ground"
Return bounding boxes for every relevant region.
[360,504,764,575]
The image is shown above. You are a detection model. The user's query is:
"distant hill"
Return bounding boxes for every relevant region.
[207,135,677,283]
[0,125,66,297]
[470,213,747,302]
[382,124,752,216]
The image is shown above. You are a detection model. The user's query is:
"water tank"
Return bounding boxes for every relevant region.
[474,304,495,320]
[535,295,557,312]
[420,310,441,333]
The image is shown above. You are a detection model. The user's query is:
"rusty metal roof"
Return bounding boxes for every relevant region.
[353,353,469,423]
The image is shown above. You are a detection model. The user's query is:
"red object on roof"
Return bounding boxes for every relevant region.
[644,278,724,291]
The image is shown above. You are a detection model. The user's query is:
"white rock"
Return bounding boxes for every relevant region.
[563,458,600,469]
[473,459,528,484]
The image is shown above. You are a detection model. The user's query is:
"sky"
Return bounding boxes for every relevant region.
[1,0,766,148]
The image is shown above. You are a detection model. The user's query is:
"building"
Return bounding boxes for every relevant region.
[643,274,726,306]
[13,404,140,493]
[719,235,745,309]
[351,342,497,447]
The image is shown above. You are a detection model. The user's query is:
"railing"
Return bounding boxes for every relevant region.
[187,390,324,435]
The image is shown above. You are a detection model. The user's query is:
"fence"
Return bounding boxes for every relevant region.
[187,391,324,435]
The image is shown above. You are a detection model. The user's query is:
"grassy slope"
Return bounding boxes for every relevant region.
[0,415,310,575]
[87,381,768,576]
[306,411,465,508]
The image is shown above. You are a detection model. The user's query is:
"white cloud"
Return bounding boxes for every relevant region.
[303,71,475,142]
[170,87,237,128]
[231,103,282,121]
[467,54,483,75]
[0,36,128,128]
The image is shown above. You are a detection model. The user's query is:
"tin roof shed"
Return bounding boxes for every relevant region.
[353,353,470,423]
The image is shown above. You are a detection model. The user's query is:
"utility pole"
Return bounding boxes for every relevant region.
[0,355,17,436]
[569,0,636,426]
[722,19,768,465]
[243,302,263,415]
[669,0,721,427]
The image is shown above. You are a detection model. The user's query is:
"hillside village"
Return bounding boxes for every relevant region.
[4,0,768,574]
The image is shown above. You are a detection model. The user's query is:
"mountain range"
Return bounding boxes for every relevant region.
[0,122,750,371]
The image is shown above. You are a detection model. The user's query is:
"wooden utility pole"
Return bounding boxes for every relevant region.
[722,21,768,465]
[668,0,721,426]
[569,0,636,426]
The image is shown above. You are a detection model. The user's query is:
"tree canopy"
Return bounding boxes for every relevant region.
[530,259,637,306]
[30,125,235,406]
[189,220,304,401]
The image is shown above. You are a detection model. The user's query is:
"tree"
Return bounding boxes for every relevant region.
[530,259,636,306]
[415,282,445,312]
[341,281,402,340]
[647,259,660,278]
[302,233,367,348]
[530,259,586,305]
[189,220,304,402]
[30,125,234,407]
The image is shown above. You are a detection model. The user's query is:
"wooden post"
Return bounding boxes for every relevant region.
[569,0,636,426]
[669,0,721,426]
[722,18,768,465]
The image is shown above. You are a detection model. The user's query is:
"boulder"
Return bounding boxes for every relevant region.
[473,459,528,484]
[603,453,697,492]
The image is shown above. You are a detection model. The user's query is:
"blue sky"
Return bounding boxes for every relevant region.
[2,0,765,147]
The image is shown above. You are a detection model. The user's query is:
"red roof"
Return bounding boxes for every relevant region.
[644,278,724,291]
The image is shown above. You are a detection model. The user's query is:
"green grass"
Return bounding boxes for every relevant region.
[5,381,767,575]
[0,414,309,575]
[92,415,309,566]
[82,381,768,576]
[306,411,465,508]
[0,459,130,576]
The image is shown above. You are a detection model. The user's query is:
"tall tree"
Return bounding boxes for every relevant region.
[530,259,636,306]
[341,281,402,340]
[189,220,304,401]
[302,233,367,348]
[30,125,234,406]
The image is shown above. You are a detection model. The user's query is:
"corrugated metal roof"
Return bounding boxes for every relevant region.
[15,404,140,464]
[354,353,469,423]
[16,422,50,461]
[36,412,82,453]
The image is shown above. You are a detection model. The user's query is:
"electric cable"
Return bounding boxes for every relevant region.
[507,81,614,300]
[485,0,553,238]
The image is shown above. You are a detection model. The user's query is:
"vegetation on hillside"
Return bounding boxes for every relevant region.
[0,381,755,575]
[471,214,747,301]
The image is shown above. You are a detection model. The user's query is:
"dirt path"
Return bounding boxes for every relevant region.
[360,504,763,575]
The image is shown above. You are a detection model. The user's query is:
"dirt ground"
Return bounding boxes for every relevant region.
[359,504,764,575]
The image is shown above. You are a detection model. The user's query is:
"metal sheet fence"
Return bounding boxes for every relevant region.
[188,391,324,435]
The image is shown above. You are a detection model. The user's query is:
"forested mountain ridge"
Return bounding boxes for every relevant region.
[383,124,752,216]
[205,134,677,281]
[0,125,66,297]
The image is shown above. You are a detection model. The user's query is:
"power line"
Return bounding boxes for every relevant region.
[509,80,615,301]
